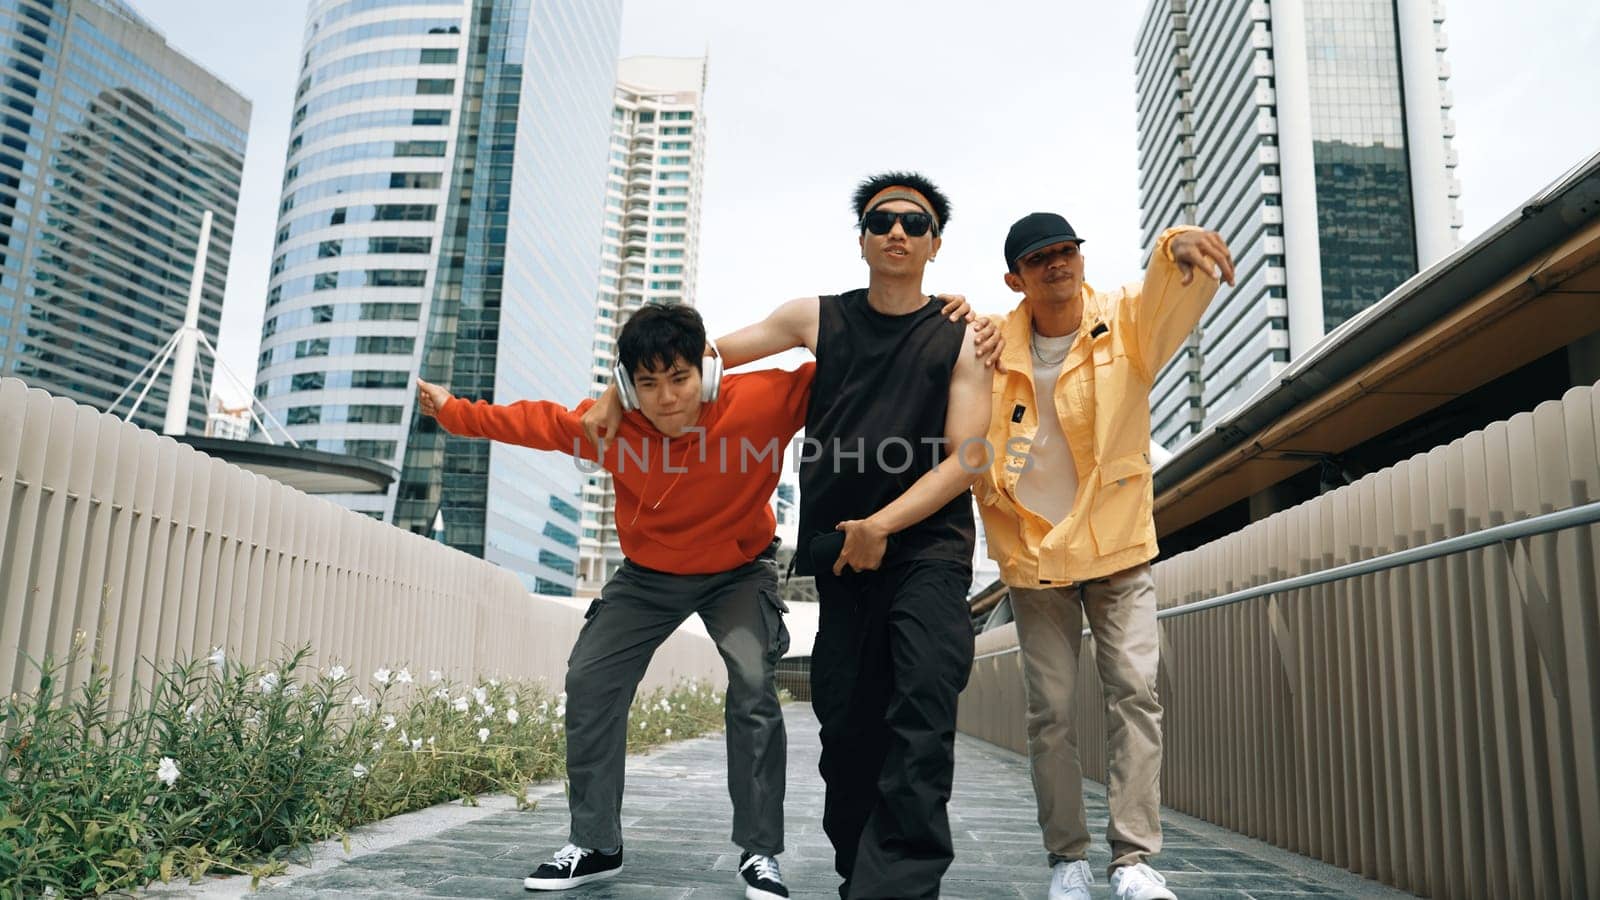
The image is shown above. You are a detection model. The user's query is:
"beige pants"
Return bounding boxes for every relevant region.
[1010,563,1163,874]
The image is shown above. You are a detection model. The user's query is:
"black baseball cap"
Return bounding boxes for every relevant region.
[1004,212,1085,266]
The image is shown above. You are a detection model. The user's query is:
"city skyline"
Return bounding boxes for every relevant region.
[57,0,1600,418]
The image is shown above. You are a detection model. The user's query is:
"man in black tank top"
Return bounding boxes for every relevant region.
[790,174,992,900]
[580,172,996,899]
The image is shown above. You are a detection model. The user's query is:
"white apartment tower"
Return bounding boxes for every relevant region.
[578,55,708,590]
[1135,0,1461,449]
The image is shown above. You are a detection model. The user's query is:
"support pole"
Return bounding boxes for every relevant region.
[163,210,213,436]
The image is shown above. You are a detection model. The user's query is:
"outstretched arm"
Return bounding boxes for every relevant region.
[832,325,994,574]
[1128,227,1235,379]
[419,378,599,462]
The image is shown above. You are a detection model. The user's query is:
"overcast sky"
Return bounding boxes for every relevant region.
[130,0,1600,406]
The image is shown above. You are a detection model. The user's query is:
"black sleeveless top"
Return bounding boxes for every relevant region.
[795,289,976,575]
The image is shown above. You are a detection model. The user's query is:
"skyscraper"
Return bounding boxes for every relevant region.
[0,0,249,433]
[256,0,623,594]
[1135,0,1461,448]
[577,55,708,590]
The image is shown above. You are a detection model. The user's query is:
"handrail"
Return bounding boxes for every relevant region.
[973,499,1600,661]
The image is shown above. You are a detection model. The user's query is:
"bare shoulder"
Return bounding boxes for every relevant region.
[952,322,989,378]
[774,295,822,351]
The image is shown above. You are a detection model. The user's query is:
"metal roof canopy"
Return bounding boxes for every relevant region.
[1154,150,1600,536]
[175,436,396,495]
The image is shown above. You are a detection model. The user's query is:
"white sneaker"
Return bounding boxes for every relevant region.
[1111,861,1176,900]
[1049,859,1094,900]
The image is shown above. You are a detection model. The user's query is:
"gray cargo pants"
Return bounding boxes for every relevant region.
[564,551,789,855]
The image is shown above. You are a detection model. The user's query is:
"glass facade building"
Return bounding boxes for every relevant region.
[577,55,708,592]
[1135,0,1461,448]
[0,0,249,433]
[255,0,622,594]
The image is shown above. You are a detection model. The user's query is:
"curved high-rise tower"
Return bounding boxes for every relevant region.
[257,0,623,594]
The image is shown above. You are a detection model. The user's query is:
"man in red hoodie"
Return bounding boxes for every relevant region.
[417,303,807,900]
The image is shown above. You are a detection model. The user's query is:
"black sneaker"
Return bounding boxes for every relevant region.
[738,852,788,900]
[523,844,622,891]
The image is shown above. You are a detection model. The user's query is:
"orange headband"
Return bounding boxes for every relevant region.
[864,186,939,230]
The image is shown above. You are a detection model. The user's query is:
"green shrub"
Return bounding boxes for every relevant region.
[0,644,724,898]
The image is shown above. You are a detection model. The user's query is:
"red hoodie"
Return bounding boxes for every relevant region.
[436,364,814,575]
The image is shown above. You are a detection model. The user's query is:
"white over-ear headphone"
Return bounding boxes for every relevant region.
[613,338,723,411]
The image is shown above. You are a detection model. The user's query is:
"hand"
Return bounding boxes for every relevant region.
[581,383,624,456]
[972,314,1008,373]
[833,518,890,576]
[937,293,973,322]
[416,378,452,418]
[1171,230,1236,287]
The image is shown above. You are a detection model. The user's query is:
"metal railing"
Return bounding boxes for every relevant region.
[960,381,1600,900]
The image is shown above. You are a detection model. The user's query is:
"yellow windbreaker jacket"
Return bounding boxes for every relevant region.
[975,226,1220,587]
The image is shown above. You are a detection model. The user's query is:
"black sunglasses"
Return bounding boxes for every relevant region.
[860,209,937,237]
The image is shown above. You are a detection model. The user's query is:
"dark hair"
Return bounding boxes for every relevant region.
[617,302,705,377]
[851,171,952,234]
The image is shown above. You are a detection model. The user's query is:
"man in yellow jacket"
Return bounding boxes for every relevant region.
[975,213,1233,900]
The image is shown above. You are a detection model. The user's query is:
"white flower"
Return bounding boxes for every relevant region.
[429,670,444,682]
[352,763,368,779]
[381,714,397,732]
[183,701,201,723]
[399,729,409,744]
[411,738,423,751]
[452,696,470,713]
[472,687,487,706]
[505,691,517,705]
[665,728,672,738]
[473,713,484,723]
[554,704,566,718]
[326,665,348,681]
[482,704,495,717]
[42,888,57,900]
[371,740,382,752]
[350,693,372,714]
[157,756,180,787]
[488,678,500,687]
[538,701,549,713]
[477,727,489,743]
[373,667,392,685]
[259,672,279,694]
[552,723,560,733]
[396,668,413,685]
[558,691,567,703]
[206,647,225,669]
[506,708,520,724]
[427,736,436,746]
[432,687,450,700]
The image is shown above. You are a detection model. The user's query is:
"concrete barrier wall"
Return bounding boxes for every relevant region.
[0,377,725,709]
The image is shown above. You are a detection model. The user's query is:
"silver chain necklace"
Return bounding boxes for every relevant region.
[1031,331,1071,367]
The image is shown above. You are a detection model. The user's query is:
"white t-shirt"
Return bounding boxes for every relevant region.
[1015,330,1079,526]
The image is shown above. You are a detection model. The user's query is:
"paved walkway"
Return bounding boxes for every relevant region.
[236,705,1402,899]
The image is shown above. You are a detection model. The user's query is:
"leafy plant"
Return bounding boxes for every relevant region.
[0,641,724,898]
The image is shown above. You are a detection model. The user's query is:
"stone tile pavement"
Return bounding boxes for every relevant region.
[175,705,1407,899]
